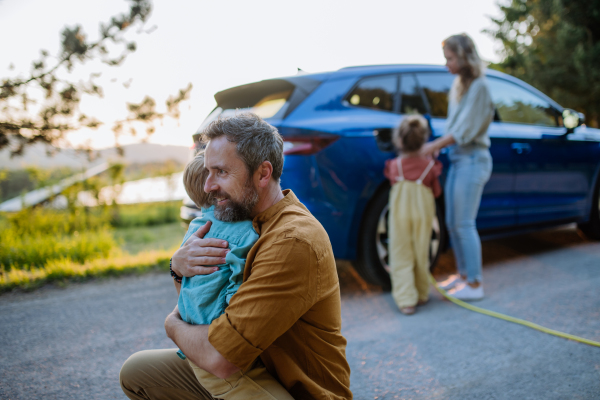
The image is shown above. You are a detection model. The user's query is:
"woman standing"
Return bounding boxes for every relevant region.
[421,33,494,300]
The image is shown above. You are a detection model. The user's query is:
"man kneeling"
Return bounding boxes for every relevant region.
[119,113,353,400]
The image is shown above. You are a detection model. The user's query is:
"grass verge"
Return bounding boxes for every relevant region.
[1,204,188,294]
[113,222,187,254]
[0,249,174,294]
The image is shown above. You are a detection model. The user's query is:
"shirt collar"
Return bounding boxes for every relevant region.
[253,189,297,228]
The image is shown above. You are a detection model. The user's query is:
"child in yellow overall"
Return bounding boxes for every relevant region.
[384,115,442,315]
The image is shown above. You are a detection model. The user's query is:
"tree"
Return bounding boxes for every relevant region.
[0,0,192,158]
[487,0,600,127]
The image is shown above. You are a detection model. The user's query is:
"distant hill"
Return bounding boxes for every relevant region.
[0,143,192,170]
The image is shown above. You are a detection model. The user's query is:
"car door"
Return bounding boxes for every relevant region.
[336,72,402,211]
[342,73,402,157]
[486,77,595,225]
[415,72,517,231]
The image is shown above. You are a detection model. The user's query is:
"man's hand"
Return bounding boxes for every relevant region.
[164,304,240,379]
[171,221,230,277]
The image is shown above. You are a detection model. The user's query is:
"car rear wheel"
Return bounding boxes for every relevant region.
[353,186,446,289]
[577,177,600,240]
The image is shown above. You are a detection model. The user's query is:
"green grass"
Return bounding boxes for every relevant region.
[0,208,116,269]
[0,203,190,293]
[111,201,181,228]
[0,166,76,203]
[113,222,188,254]
[0,250,173,293]
[1,229,116,268]
[0,223,188,293]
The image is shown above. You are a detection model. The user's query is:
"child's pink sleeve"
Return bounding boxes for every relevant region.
[384,158,396,183]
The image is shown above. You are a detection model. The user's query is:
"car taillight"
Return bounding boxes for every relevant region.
[283,135,340,155]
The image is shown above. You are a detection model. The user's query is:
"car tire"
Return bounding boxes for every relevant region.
[353,185,446,290]
[577,177,600,240]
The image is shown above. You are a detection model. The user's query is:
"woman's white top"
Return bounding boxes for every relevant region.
[445,76,494,148]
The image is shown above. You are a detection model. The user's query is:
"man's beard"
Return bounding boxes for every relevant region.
[212,179,259,222]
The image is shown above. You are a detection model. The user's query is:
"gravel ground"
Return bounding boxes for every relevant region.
[1,226,599,400]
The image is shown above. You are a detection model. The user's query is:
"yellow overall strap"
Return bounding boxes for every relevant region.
[416,160,435,185]
[395,157,405,182]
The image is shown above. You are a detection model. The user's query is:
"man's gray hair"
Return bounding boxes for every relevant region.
[202,113,284,181]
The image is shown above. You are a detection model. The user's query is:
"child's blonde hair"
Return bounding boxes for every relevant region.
[183,152,213,208]
[393,115,430,153]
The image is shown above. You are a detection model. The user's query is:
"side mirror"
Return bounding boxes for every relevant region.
[563,109,584,133]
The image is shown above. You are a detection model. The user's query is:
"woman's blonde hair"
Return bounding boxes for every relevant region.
[183,152,213,208]
[443,33,485,102]
[393,115,430,153]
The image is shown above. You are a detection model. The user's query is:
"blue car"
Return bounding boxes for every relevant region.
[181,65,600,288]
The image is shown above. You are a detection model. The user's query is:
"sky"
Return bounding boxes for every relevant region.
[0,0,504,149]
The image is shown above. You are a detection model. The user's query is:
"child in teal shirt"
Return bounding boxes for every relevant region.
[177,206,258,332]
[173,153,292,400]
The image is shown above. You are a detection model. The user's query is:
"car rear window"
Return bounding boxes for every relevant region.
[415,72,454,118]
[214,80,295,119]
[345,75,398,112]
[195,77,322,135]
[400,74,427,115]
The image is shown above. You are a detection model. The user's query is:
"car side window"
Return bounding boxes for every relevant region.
[487,78,558,127]
[400,74,427,114]
[346,75,397,112]
[415,72,454,118]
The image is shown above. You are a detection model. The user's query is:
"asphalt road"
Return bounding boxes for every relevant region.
[1,226,599,400]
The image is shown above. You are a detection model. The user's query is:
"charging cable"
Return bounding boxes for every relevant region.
[429,274,600,348]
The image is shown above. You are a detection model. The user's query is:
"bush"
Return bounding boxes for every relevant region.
[0,167,76,203]
[0,249,172,293]
[111,201,180,227]
[0,208,116,270]
[4,207,109,236]
[0,200,185,292]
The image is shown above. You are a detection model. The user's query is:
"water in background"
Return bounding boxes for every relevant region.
[78,172,187,206]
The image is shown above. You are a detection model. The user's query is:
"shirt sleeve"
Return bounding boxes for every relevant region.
[208,237,319,370]
[384,158,398,183]
[449,80,494,146]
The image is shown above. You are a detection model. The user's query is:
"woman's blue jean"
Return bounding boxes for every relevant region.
[445,146,492,283]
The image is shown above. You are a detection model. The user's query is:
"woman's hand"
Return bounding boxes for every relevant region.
[420,141,440,158]
[421,135,456,158]
[171,221,229,277]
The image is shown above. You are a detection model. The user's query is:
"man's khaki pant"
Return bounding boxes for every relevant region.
[120,349,294,400]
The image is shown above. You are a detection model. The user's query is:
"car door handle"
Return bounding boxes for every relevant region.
[511,143,531,155]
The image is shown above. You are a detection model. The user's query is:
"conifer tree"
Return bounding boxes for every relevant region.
[487,0,600,127]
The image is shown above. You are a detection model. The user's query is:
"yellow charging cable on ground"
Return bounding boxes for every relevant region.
[428,274,600,348]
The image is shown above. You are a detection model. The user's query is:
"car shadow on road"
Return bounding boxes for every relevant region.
[335,260,383,296]
[434,224,591,276]
[337,225,592,295]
